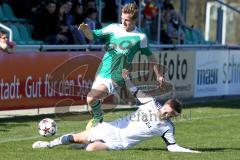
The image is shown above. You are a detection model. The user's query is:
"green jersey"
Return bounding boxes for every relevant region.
[92,23,152,86]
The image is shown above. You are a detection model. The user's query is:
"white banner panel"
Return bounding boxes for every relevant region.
[132,51,195,98]
[156,51,195,98]
[194,50,228,97]
[227,50,240,95]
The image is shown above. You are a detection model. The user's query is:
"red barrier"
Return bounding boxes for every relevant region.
[0,51,103,111]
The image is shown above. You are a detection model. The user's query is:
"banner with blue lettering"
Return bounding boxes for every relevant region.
[195,50,228,97]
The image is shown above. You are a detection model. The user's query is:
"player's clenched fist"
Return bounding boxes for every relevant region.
[77,23,93,40]
[78,23,89,31]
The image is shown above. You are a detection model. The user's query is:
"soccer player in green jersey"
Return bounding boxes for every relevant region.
[79,3,165,129]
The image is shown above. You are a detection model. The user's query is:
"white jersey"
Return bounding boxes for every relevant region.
[112,98,175,149]
[88,98,175,150]
[88,79,196,152]
[88,82,176,150]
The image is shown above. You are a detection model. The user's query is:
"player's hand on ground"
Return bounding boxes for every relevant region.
[78,23,89,31]
[122,69,130,80]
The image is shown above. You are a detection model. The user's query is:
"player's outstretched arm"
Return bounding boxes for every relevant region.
[167,144,201,153]
[162,124,200,153]
[122,69,154,104]
[78,23,94,40]
[147,55,166,88]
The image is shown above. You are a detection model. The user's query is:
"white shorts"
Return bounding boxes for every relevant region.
[87,121,124,150]
[91,76,119,94]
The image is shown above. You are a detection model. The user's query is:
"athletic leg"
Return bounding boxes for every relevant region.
[32,130,90,149]
[85,141,108,151]
[86,84,109,129]
[49,130,91,147]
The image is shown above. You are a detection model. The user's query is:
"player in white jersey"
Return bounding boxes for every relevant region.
[78,3,166,128]
[32,69,200,153]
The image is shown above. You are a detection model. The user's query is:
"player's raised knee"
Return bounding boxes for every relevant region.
[86,95,95,105]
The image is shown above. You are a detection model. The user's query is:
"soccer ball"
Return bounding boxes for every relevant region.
[38,118,57,137]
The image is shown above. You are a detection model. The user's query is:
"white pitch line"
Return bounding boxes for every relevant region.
[0,113,240,144]
[0,135,42,144]
[0,131,80,144]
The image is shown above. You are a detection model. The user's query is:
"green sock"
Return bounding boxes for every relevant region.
[91,100,103,122]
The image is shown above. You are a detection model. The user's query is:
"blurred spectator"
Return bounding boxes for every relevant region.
[83,8,103,44]
[70,2,87,44]
[144,0,158,20]
[30,0,45,18]
[84,8,102,30]
[102,0,118,23]
[57,0,87,44]
[32,0,60,44]
[161,0,185,44]
[143,0,159,41]
[0,31,15,54]
[72,2,85,25]
[82,0,97,22]
[162,0,174,10]
[57,0,74,44]
[84,0,97,10]
[10,0,43,20]
[32,0,80,44]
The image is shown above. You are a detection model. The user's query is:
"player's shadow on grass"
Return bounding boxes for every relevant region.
[0,112,91,132]
[194,147,240,152]
[132,147,240,152]
[0,128,9,132]
[0,116,37,132]
[131,147,167,151]
[0,122,30,132]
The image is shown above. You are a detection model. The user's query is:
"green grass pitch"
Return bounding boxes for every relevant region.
[0,98,240,160]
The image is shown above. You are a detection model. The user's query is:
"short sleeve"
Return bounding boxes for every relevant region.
[140,47,152,56]
[161,124,176,145]
[139,34,152,56]
[92,23,116,39]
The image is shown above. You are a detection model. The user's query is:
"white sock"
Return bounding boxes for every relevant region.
[49,134,71,148]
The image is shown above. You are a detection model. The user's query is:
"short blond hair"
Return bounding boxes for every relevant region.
[121,3,138,20]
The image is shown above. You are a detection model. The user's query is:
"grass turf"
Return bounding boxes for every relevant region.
[0,98,240,160]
